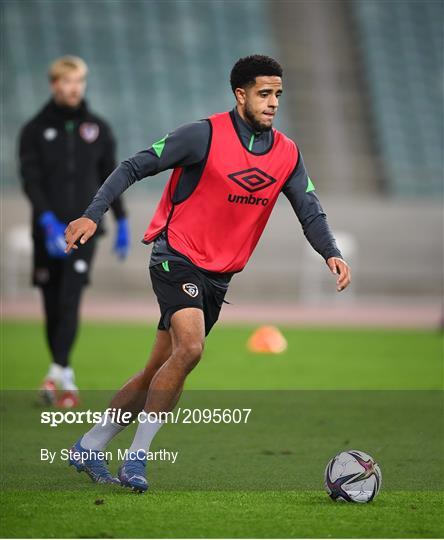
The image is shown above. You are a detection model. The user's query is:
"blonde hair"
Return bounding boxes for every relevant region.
[48,55,88,82]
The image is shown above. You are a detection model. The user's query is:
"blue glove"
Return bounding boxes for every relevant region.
[114,217,130,260]
[39,211,67,258]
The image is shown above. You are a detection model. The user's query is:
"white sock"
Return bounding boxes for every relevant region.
[81,413,126,451]
[127,416,163,459]
[46,363,64,383]
[61,367,78,391]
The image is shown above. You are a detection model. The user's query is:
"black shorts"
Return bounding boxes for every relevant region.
[32,237,96,287]
[150,260,230,336]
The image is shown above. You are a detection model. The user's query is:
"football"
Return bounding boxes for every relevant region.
[324,450,382,503]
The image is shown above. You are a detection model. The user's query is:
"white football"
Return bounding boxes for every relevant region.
[324,449,382,503]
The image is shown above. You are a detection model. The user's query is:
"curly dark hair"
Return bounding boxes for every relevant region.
[230,55,283,94]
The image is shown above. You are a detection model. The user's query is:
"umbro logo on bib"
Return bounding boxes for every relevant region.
[227,167,276,206]
[227,167,276,193]
[182,283,199,298]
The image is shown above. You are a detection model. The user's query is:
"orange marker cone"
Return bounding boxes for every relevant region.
[247,325,287,354]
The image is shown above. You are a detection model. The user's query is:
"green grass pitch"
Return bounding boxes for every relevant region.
[1,320,443,538]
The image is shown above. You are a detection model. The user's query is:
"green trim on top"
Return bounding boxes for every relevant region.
[152,135,168,158]
[306,176,316,193]
[161,260,170,272]
[65,120,75,132]
[248,134,255,151]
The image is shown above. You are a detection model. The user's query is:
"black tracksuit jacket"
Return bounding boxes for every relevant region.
[18,99,126,244]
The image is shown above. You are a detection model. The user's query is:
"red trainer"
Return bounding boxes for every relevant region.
[56,391,79,408]
[39,379,57,405]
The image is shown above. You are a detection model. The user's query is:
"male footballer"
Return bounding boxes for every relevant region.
[64,55,351,491]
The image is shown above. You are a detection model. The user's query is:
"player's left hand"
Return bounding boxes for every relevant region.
[114,217,130,260]
[326,257,351,292]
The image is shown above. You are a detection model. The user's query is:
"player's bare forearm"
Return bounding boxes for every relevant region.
[64,217,97,253]
[326,257,351,292]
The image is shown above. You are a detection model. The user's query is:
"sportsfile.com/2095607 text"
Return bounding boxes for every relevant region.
[40,408,252,427]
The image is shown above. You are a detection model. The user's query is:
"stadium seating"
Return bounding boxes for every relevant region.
[2,0,274,189]
[353,0,443,196]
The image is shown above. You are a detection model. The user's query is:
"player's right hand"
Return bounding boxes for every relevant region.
[64,217,97,253]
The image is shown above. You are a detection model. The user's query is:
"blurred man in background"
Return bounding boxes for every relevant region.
[18,55,130,408]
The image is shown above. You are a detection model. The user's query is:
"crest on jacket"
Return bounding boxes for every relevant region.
[79,122,99,143]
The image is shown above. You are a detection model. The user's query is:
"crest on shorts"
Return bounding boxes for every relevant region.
[35,267,50,284]
[74,259,88,273]
[182,283,198,298]
[79,122,99,143]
